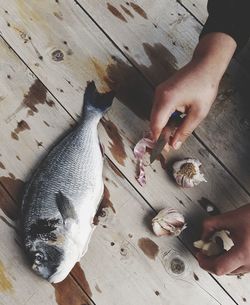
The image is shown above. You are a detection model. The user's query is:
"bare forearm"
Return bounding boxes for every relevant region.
[192,32,237,83]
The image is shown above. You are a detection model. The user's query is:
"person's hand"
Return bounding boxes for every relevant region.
[150,33,236,149]
[197,204,250,276]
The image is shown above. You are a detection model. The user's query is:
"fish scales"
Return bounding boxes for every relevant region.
[21,81,114,283]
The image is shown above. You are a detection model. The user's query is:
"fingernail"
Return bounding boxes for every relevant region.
[173,141,182,150]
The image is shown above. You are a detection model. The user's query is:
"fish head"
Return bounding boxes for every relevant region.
[26,240,64,281]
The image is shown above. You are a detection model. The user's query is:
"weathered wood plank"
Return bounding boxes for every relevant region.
[0,35,235,305]
[179,0,208,23]
[76,0,250,192]
[76,158,237,305]
[0,0,249,303]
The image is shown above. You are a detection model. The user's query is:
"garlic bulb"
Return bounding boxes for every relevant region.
[152,207,187,237]
[193,230,234,256]
[173,158,207,188]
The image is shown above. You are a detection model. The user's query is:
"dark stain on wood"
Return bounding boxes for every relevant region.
[53,275,91,305]
[71,262,92,297]
[93,185,115,225]
[106,56,153,119]
[193,272,199,281]
[130,2,148,19]
[53,11,63,20]
[7,74,11,79]
[38,55,43,60]
[11,131,19,140]
[23,79,47,112]
[0,259,13,292]
[0,182,19,221]
[0,162,5,170]
[175,197,185,207]
[27,109,34,116]
[198,197,220,216]
[0,176,25,219]
[243,297,247,302]
[16,155,21,161]
[91,43,175,120]
[120,4,134,18]
[124,45,129,51]
[101,118,127,166]
[7,22,10,27]
[155,290,160,296]
[43,120,50,127]
[46,99,55,107]
[8,173,15,179]
[14,120,30,136]
[36,140,43,148]
[138,237,159,260]
[142,43,177,82]
[52,49,64,62]
[107,3,127,22]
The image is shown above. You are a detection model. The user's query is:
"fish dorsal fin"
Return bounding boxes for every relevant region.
[56,191,77,224]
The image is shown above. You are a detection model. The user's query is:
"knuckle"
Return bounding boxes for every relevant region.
[156,86,173,101]
[194,108,208,120]
[213,264,226,276]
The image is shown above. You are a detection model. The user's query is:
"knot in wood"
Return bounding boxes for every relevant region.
[51,49,64,61]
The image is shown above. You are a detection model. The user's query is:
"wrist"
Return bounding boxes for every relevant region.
[192,32,236,83]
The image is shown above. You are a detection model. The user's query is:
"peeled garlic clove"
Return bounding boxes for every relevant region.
[173,158,207,188]
[211,230,234,251]
[152,207,187,237]
[193,230,234,256]
[134,134,155,186]
[193,240,205,249]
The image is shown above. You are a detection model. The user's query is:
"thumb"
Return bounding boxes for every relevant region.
[171,108,206,149]
[197,246,242,275]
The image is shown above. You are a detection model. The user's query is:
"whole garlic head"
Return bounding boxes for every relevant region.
[152,207,187,237]
[173,158,207,188]
[193,230,234,256]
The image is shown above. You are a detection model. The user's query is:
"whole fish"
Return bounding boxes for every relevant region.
[21,81,114,283]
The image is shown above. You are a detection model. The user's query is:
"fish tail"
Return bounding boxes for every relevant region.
[83,81,115,116]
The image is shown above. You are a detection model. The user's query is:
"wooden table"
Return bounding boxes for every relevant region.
[0,1,249,304]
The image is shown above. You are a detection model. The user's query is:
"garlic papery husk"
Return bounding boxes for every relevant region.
[152,207,187,237]
[173,158,207,188]
[193,230,234,256]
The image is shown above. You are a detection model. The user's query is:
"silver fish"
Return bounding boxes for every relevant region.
[21,81,114,283]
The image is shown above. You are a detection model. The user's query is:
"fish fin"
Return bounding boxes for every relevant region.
[56,191,77,223]
[83,81,115,115]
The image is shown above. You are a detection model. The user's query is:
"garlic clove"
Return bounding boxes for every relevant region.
[193,240,205,249]
[152,207,187,237]
[193,230,234,256]
[173,158,207,188]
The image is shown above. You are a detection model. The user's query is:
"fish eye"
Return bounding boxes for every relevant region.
[34,252,44,264]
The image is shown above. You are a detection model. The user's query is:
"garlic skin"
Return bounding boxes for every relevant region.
[152,208,187,237]
[193,230,234,256]
[173,158,207,188]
